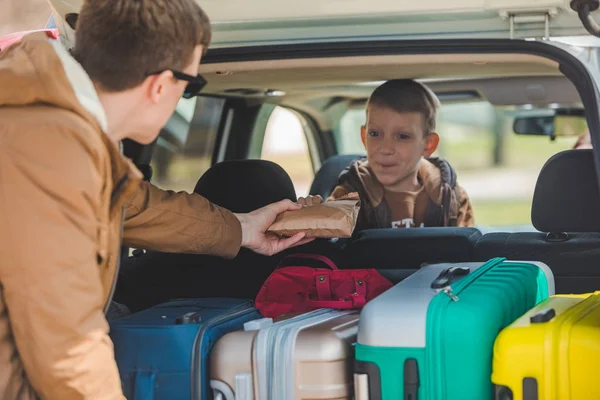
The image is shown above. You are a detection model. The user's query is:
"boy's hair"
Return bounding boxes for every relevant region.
[72,0,211,92]
[367,79,441,134]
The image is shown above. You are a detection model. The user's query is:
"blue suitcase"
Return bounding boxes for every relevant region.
[109,298,261,400]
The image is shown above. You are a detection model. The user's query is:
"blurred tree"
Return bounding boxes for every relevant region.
[492,109,507,167]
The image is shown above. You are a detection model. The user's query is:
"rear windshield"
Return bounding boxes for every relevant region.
[335,101,581,231]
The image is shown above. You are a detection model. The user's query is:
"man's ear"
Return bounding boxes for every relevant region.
[423,132,440,157]
[146,70,173,104]
[361,125,367,148]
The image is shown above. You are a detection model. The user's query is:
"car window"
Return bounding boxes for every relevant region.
[150,96,224,193]
[260,106,315,198]
[335,101,578,230]
[337,108,368,155]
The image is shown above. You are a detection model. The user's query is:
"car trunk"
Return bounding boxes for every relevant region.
[46,0,594,48]
[199,0,592,47]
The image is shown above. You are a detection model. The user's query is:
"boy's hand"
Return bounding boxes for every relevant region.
[234,199,314,256]
[297,195,324,206]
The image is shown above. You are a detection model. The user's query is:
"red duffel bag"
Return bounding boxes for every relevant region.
[255,253,393,319]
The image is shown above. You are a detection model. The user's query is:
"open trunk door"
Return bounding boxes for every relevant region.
[199,0,594,47]
[46,0,597,48]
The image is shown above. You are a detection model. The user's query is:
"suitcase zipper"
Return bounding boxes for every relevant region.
[426,258,506,398]
[436,258,506,302]
[441,287,459,302]
[191,303,256,400]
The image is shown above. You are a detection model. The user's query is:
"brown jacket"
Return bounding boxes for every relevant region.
[330,158,475,229]
[0,34,242,399]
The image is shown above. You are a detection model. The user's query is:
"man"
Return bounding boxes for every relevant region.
[0,0,310,398]
[573,130,592,149]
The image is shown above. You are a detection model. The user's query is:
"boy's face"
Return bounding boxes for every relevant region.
[361,104,439,191]
[130,44,204,144]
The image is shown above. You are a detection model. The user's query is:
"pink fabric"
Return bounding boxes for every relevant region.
[255,254,393,318]
[0,29,60,52]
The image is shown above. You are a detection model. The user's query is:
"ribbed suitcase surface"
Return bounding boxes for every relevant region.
[355,258,554,400]
[493,292,600,400]
[211,309,359,400]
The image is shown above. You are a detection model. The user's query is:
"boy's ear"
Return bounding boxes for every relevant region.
[360,125,367,148]
[423,132,440,157]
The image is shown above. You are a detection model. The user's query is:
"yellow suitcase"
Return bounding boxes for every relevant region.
[492,292,600,400]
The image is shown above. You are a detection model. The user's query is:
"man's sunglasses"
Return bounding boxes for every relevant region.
[149,70,207,99]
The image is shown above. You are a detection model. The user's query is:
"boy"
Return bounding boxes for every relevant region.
[0,1,310,399]
[300,79,474,229]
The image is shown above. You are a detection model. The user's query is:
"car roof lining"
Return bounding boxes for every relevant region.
[197,52,578,131]
[284,75,580,107]
[199,53,560,91]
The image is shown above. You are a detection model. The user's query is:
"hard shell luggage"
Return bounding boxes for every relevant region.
[354,258,555,400]
[210,308,359,400]
[109,298,262,400]
[492,292,600,400]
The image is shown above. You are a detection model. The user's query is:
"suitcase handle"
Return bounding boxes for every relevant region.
[529,308,556,323]
[431,267,470,289]
[355,360,382,400]
[404,358,420,400]
[354,373,370,400]
[176,311,202,324]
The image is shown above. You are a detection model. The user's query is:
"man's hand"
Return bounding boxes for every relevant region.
[297,195,324,206]
[235,199,314,256]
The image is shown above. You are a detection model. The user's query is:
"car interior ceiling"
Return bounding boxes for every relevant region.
[115,50,600,312]
[199,52,567,130]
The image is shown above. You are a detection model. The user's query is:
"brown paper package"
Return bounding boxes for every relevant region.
[267,197,361,238]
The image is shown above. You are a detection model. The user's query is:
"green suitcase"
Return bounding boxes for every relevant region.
[354,258,554,400]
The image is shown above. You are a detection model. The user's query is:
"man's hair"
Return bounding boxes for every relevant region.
[72,0,211,92]
[367,79,441,134]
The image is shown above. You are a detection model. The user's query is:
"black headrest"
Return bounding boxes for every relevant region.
[532,149,600,232]
[309,154,364,198]
[193,160,297,213]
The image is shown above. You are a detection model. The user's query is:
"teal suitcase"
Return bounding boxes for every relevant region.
[354,258,554,400]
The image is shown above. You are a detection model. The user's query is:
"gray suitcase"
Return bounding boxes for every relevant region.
[210,309,358,400]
